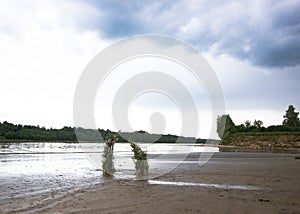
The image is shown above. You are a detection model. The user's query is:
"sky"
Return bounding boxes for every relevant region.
[0,0,299,138]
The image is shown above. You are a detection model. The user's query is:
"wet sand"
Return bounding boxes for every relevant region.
[2,152,300,214]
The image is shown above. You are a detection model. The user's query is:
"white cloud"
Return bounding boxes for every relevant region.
[94,56,214,138]
[227,109,284,128]
[1,0,299,139]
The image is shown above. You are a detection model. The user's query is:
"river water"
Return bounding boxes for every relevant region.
[0,142,218,207]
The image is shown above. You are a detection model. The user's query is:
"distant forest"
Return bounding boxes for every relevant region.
[0,121,206,144]
[217,105,300,144]
[2,105,299,144]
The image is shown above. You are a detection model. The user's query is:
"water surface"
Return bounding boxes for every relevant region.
[0,142,218,203]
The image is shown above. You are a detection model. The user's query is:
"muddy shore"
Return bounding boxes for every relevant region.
[1,152,300,214]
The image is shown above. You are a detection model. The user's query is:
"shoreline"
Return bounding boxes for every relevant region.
[1,152,299,213]
[218,145,300,154]
[2,141,300,155]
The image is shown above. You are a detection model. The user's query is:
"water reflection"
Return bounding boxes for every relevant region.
[0,142,220,210]
[0,152,103,212]
[0,142,219,179]
[148,180,263,190]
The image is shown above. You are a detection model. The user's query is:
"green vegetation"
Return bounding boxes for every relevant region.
[105,135,119,150]
[0,121,111,142]
[130,143,149,177]
[283,105,300,127]
[217,105,300,147]
[216,114,236,144]
[0,121,206,143]
[130,142,148,160]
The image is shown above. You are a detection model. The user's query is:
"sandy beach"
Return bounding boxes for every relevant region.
[1,151,300,214]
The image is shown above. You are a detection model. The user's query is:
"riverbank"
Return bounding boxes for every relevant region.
[224,132,300,149]
[219,145,300,153]
[2,152,299,214]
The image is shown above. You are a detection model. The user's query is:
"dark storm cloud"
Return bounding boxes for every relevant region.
[82,0,300,69]
[247,1,300,67]
[90,1,146,37]
[82,0,174,37]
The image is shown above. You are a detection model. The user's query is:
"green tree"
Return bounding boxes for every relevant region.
[283,105,300,127]
[216,115,236,144]
[236,124,246,132]
[245,120,251,129]
[253,120,263,129]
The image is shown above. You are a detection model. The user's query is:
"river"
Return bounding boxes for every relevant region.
[0,142,218,207]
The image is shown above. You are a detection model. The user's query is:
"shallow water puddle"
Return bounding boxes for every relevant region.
[148,180,263,190]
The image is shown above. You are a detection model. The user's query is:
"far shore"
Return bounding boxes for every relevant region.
[2,141,300,155]
[218,145,300,153]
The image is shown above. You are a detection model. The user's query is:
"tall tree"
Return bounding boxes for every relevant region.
[253,120,263,128]
[245,120,251,129]
[283,105,300,127]
[216,114,236,143]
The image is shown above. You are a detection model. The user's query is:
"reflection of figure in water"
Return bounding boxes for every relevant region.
[130,143,149,178]
[102,135,119,177]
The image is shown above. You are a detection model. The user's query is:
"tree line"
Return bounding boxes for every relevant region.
[217,105,300,144]
[0,122,205,143]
